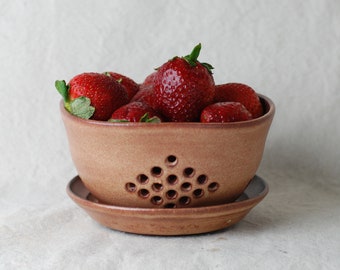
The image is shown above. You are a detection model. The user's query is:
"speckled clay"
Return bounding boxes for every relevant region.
[61,95,274,208]
[66,175,269,235]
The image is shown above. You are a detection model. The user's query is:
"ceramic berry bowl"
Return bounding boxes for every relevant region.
[61,94,275,210]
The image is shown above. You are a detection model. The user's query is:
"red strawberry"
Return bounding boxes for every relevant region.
[106,72,139,101]
[142,71,157,87]
[130,84,158,110]
[109,101,161,123]
[200,102,252,123]
[55,72,129,120]
[153,43,215,122]
[214,83,263,118]
[130,71,158,109]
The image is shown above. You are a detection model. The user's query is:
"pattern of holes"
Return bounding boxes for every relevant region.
[124,155,219,207]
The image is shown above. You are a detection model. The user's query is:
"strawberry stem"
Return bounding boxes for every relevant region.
[183,43,201,66]
[183,43,214,74]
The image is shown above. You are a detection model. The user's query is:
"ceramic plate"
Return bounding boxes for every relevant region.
[67,175,268,236]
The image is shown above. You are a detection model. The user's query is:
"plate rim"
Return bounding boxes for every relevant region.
[67,175,268,215]
[66,175,269,235]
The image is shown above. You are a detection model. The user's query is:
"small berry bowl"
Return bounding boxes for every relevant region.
[61,94,275,208]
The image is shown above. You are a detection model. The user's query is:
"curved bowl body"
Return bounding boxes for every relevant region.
[61,95,275,208]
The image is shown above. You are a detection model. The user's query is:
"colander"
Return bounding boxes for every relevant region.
[61,94,274,208]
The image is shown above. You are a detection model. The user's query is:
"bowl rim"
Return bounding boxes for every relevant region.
[60,93,275,128]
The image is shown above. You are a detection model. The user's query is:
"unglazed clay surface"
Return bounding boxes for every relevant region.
[67,175,269,235]
[61,96,274,208]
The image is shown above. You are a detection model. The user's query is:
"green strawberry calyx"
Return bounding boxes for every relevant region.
[108,113,161,123]
[108,119,129,123]
[55,80,95,119]
[55,80,70,106]
[69,97,95,119]
[183,43,214,74]
[140,113,161,123]
[104,72,123,84]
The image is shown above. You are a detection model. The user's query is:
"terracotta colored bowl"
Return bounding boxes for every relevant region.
[61,95,274,208]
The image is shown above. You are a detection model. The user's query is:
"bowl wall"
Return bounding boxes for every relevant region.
[61,95,275,208]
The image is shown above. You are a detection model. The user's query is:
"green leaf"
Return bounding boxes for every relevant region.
[104,71,123,83]
[64,101,71,113]
[140,113,161,123]
[201,62,214,74]
[145,116,161,123]
[69,97,95,119]
[55,80,69,102]
[108,113,161,123]
[108,119,130,123]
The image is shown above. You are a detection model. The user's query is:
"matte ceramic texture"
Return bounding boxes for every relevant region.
[61,95,274,208]
[67,175,268,236]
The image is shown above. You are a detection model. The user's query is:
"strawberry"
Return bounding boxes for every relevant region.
[214,83,263,118]
[130,71,158,110]
[200,102,252,123]
[153,43,215,122]
[106,72,139,101]
[55,72,129,121]
[142,71,157,88]
[109,101,161,123]
[130,84,158,110]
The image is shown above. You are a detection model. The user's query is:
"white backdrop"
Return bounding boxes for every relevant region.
[1,1,339,269]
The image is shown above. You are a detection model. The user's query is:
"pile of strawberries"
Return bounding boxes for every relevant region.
[55,44,263,123]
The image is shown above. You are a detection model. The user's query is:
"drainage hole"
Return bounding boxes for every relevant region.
[166,190,178,200]
[136,174,149,184]
[151,196,163,205]
[183,167,195,177]
[167,174,178,185]
[181,182,192,192]
[164,203,177,208]
[165,155,177,166]
[179,196,191,206]
[197,174,208,185]
[193,189,204,198]
[152,183,163,192]
[125,182,137,192]
[151,166,163,177]
[138,189,150,198]
[208,182,219,192]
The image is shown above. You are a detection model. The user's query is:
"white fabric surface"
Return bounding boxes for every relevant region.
[1,0,339,269]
